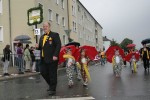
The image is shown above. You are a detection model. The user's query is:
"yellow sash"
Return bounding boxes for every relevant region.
[112,56,115,68]
[76,62,91,81]
[63,54,75,60]
[142,49,149,59]
[76,62,81,69]
[83,64,91,81]
[42,35,48,57]
[133,61,137,72]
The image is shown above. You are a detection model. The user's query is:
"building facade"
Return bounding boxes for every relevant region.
[0,0,103,54]
[69,0,103,50]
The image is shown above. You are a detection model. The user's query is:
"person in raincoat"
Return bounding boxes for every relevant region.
[112,50,123,77]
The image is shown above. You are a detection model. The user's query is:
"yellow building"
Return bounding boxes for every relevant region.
[0,0,103,54]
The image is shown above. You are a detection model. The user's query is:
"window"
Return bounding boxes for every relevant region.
[62,17,65,26]
[48,9,53,21]
[78,5,80,12]
[84,12,87,18]
[72,21,76,32]
[0,26,3,41]
[72,6,74,15]
[72,5,76,16]
[61,0,64,9]
[63,35,66,45]
[56,13,59,24]
[0,0,2,14]
[74,22,76,31]
[56,0,59,4]
[79,31,82,38]
[73,22,75,31]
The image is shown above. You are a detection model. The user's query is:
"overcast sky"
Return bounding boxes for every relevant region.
[80,0,150,49]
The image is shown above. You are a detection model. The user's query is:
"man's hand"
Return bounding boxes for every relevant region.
[53,56,58,61]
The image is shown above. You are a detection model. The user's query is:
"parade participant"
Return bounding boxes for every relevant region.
[130,54,137,73]
[112,50,123,77]
[123,52,128,67]
[100,51,105,65]
[128,48,134,67]
[38,22,61,95]
[77,49,91,87]
[63,48,75,88]
[140,43,149,71]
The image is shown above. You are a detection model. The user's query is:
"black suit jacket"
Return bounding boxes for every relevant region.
[38,31,61,63]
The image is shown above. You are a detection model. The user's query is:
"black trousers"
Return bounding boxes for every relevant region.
[143,58,149,69]
[40,61,58,91]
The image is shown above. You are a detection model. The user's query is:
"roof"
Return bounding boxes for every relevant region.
[103,36,111,41]
[77,0,103,29]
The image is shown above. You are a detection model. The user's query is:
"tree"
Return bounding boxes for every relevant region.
[110,39,120,46]
[120,38,133,52]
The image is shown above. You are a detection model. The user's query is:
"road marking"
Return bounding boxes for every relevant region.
[37,96,95,100]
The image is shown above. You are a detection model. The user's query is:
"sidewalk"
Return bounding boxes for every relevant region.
[0,63,65,81]
[0,66,40,81]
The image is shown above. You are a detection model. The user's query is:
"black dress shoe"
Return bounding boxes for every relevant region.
[49,91,56,95]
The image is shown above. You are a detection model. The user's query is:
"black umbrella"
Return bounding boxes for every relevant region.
[14,35,31,41]
[65,42,80,47]
[20,40,32,44]
[141,38,150,44]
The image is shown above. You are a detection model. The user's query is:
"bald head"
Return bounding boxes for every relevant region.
[43,22,51,33]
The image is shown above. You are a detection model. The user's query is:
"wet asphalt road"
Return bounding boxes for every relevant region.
[0,61,150,100]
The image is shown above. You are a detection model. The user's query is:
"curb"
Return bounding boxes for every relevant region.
[0,67,66,81]
[0,72,40,81]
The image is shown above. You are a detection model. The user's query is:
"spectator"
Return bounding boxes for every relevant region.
[30,46,36,72]
[16,43,24,74]
[34,44,41,72]
[24,44,31,72]
[3,44,12,76]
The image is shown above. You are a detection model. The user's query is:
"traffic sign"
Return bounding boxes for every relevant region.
[34,28,40,35]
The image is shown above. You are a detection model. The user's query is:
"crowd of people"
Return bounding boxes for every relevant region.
[1,43,41,76]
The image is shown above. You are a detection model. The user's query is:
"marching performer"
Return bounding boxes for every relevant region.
[130,55,137,73]
[112,50,123,77]
[77,49,91,87]
[63,48,75,88]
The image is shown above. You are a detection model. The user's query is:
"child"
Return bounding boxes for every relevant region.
[112,50,123,77]
[63,48,75,88]
[77,49,91,87]
[130,55,137,73]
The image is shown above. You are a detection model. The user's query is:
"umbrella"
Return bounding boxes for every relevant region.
[14,35,31,41]
[127,44,136,48]
[59,45,77,64]
[141,38,150,44]
[74,45,98,61]
[125,52,140,62]
[14,40,32,44]
[20,40,32,44]
[105,46,124,63]
[65,42,80,47]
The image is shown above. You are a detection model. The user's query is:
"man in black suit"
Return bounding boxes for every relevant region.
[38,22,61,95]
[140,43,149,71]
